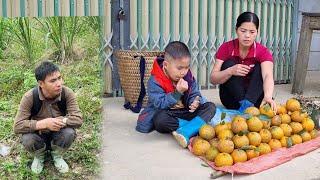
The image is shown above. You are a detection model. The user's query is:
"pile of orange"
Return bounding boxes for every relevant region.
[191,98,318,167]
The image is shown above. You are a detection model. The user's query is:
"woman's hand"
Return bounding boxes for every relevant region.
[230,64,251,76]
[261,97,277,114]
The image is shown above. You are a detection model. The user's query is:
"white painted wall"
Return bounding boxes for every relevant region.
[297,0,320,71]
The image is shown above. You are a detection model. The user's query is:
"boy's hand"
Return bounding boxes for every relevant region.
[189,96,200,112]
[176,78,188,93]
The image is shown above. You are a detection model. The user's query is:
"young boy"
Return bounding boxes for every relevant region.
[136,41,216,148]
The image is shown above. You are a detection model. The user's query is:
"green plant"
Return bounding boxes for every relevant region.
[85,16,103,35]
[37,17,83,64]
[10,17,34,63]
[0,17,11,59]
[0,66,25,98]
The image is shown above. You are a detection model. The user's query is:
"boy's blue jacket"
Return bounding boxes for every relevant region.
[136,56,205,133]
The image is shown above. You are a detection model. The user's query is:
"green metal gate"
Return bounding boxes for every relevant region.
[0,0,299,94]
[127,0,298,90]
[0,0,105,17]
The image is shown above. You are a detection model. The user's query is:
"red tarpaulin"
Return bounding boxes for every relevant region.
[188,135,320,174]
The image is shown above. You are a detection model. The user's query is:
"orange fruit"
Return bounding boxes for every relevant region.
[291,111,304,123]
[286,98,301,112]
[270,126,284,140]
[217,139,234,153]
[271,115,282,126]
[280,114,291,124]
[246,147,260,160]
[258,143,272,155]
[231,149,248,163]
[199,124,215,140]
[192,139,211,156]
[205,147,219,162]
[218,129,234,140]
[215,153,234,167]
[209,138,220,148]
[232,134,249,148]
[268,139,282,151]
[310,129,318,139]
[302,118,315,132]
[279,124,293,137]
[245,107,260,116]
[259,129,272,143]
[291,134,303,145]
[260,104,275,118]
[247,117,263,132]
[214,122,229,135]
[247,132,262,146]
[262,119,271,129]
[191,136,204,147]
[231,116,248,134]
[277,104,287,115]
[290,122,303,134]
[280,136,293,148]
[300,131,312,142]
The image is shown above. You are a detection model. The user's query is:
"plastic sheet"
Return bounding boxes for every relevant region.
[188,135,320,174]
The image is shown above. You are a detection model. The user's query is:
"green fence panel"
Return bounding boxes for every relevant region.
[98,0,103,16]
[137,0,142,49]
[20,0,25,17]
[2,0,7,17]
[169,0,174,42]
[159,0,164,50]
[54,0,59,16]
[128,0,297,89]
[84,0,89,16]
[37,0,43,17]
[70,0,75,16]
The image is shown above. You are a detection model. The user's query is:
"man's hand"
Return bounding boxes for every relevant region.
[230,64,251,76]
[176,78,188,93]
[189,96,200,112]
[38,118,66,131]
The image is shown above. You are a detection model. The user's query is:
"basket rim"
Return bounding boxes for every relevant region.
[114,50,164,57]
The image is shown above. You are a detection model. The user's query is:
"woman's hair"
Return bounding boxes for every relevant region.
[236,12,259,30]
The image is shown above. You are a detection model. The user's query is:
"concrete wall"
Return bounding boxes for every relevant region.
[297,0,320,71]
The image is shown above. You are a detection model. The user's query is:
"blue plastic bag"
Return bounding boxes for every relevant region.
[209,106,271,127]
[209,106,242,127]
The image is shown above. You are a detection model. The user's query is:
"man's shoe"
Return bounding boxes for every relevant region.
[51,145,69,173]
[31,147,46,174]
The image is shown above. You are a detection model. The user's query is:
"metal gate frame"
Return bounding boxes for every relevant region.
[109,0,300,96]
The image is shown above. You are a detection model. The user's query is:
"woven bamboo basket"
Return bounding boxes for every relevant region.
[115,50,164,107]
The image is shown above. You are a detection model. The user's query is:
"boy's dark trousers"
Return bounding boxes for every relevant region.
[21,127,76,153]
[219,60,264,109]
[152,102,215,133]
